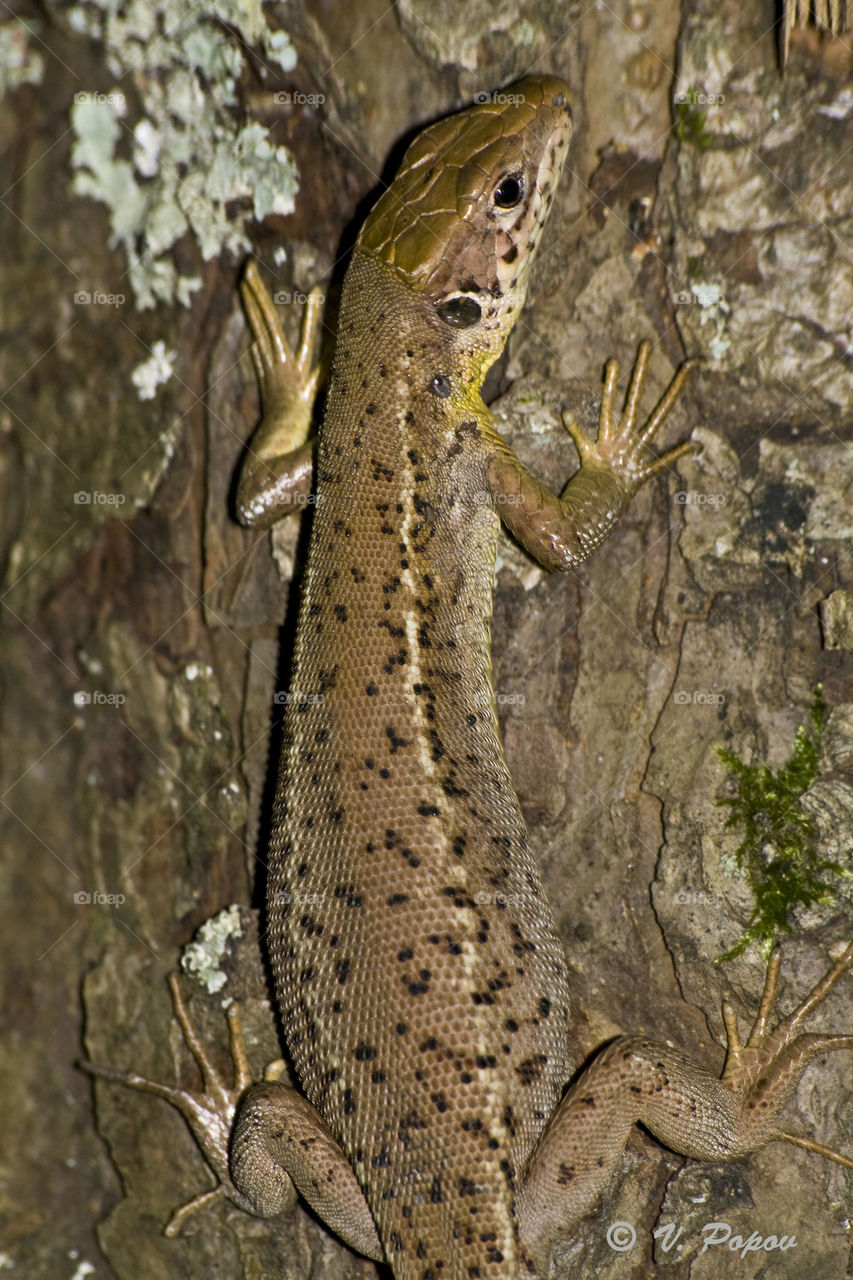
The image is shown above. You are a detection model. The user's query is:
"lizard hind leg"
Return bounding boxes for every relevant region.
[230,1083,384,1261]
[517,943,853,1274]
[81,972,384,1256]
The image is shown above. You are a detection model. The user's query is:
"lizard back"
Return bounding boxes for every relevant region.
[266,78,575,1278]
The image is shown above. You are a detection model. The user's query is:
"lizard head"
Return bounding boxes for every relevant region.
[357,75,573,364]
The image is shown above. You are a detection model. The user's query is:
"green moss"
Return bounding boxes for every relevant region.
[716,687,845,960]
[673,91,714,148]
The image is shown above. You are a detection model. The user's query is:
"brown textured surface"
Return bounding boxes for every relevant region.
[3,2,853,1279]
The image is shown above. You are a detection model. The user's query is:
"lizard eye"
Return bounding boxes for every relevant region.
[493,172,524,209]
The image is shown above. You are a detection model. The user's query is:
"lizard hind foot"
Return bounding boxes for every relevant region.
[721,942,853,1086]
[720,942,853,1162]
[80,973,263,1234]
[164,1185,230,1238]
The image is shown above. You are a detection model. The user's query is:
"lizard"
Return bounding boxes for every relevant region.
[83,75,853,1279]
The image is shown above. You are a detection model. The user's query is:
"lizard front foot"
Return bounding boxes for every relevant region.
[235,262,324,528]
[561,340,700,494]
[486,341,700,570]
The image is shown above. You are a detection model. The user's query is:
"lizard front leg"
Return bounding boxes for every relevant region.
[235,262,323,528]
[81,973,383,1259]
[487,342,697,571]
[517,944,853,1275]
